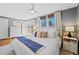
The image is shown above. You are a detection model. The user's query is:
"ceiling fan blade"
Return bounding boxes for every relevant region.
[34,10,40,14]
[27,3,40,14]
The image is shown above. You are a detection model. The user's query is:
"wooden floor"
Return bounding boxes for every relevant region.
[60,49,75,55]
[0,37,15,46]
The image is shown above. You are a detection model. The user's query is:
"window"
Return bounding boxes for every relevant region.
[48,14,56,27]
[40,16,46,27]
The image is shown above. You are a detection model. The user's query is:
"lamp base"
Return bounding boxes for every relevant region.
[68,32,72,37]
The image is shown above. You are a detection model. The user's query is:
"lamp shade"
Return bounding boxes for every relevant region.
[33,26,37,30]
[65,26,74,31]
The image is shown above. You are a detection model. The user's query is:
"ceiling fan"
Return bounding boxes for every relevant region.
[28,3,40,14]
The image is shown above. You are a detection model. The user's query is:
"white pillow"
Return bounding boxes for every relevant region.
[53,30,58,38]
[48,28,58,38]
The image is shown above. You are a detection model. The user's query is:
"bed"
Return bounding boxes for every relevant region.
[11,34,61,55]
[0,44,15,55]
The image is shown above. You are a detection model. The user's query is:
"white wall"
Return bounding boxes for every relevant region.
[22,20,34,35]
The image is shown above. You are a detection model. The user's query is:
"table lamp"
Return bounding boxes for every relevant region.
[33,25,39,37]
[65,26,74,37]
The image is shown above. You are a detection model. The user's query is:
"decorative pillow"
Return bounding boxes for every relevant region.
[37,31,48,38]
[58,32,62,38]
[48,28,58,38]
[36,32,41,38]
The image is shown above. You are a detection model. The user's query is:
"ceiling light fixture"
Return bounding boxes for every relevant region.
[30,10,35,13]
[28,3,40,14]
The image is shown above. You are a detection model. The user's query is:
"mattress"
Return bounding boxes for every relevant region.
[0,44,15,55]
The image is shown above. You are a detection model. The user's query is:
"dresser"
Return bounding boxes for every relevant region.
[63,36,78,54]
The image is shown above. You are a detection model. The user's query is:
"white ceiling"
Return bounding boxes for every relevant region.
[0,3,78,20]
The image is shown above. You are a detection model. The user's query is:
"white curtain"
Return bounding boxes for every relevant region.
[0,18,8,39]
[54,11,62,37]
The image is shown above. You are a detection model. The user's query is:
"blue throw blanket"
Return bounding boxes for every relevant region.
[16,36,43,53]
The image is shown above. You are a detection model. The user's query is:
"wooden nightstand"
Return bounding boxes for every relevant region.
[63,36,78,54]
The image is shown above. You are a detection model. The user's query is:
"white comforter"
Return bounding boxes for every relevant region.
[11,35,61,55]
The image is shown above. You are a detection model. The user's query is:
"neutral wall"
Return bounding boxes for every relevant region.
[77,5,79,26]
[77,5,79,39]
[61,7,77,37]
[61,7,77,26]
[0,6,78,39]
